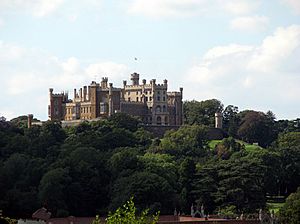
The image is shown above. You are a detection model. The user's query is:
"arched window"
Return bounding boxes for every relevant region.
[157,116,161,125]
[156,105,161,113]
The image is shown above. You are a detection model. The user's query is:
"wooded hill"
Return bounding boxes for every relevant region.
[0,99,299,220]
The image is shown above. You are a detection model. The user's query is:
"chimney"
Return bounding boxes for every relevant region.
[142,79,146,85]
[83,86,87,101]
[74,88,77,100]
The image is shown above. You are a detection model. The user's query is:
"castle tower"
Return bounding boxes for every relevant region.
[131,73,139,85]
[101,77,108,89]
[108,83,113,116]
[28,114,33,128]
[89,81,98,119]
[215,112,223,129]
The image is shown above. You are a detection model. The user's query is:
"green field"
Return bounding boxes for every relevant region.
[267,202,285,213]
[208,139,264,151]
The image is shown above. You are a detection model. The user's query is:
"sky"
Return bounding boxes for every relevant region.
[0,0,300,121]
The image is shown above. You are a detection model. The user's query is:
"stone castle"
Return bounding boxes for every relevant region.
[48,73,183,126]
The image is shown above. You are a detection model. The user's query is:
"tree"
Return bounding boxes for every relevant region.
[279,187,300,224]
[106,197,159,224]
[110,172,175,214]
[178,158,196,212]
[223,105,239,137]
[160,125,208,159]
[108,113,141,132]
[184,99,223,126]
[38,168,71,217]
[237,110,276,147]
[214,137,244,160]
[277,132,300,149]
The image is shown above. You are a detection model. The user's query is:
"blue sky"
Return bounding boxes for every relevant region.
[0,0,299,120]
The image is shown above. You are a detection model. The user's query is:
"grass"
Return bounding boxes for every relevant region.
[267,202,285,214]
[208,139,265,151]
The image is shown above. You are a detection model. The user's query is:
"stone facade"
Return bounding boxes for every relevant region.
[48,73,183,126]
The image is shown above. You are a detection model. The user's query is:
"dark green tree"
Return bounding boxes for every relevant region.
[184,99,223,126]
[279,187,300,224]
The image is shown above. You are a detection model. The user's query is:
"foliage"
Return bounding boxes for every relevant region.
[279,187,300,224]
[0,109,299,218]
[160,125,208,158]
[183,99,223,126]
[237,110,276,147]
[106,197,159,224]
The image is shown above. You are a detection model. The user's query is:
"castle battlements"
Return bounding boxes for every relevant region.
[48,72,183,126]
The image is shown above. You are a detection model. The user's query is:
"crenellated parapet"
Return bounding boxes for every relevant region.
[48,73,183,126]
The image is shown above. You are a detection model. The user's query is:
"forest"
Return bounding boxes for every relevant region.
[0,99,299,222]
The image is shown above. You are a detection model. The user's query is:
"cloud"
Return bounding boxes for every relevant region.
[126,0,263,21]
[0,0,64,17]
[230,16,269,32]
[0,42,129,120]
[185,25,300,119]
[0,0,102,20]
[86,62,128,80]
[127,0,210,18]
[282,0,300,14]
[222,0,260,15]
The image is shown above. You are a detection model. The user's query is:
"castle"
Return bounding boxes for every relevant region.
[48,73,183,126]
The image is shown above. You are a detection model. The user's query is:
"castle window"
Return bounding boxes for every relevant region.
[157,91,160,95]
[156,105,161,113]
[163,91,166,95]
[163,105,166,112]
[149,97,152,101]
[136,91,139,95]
[136,97,139,102]
[157,116,161,125]
[128,97,131,102]
[165,116,168,125]
[157,96,160,101]
[163,96,166,101]
[145,97,148,102]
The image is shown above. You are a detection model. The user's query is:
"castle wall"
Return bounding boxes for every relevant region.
[48,73,183,126]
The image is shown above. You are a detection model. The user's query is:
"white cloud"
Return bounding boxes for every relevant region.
[86,62,128,80]
[127,0,210,18]
[282,0,300,14]
[0,0,64,17]
[0,42,129,120]
[0,0,102,19]
[185,25,300,119]
[248,25,300,72]
[126,0,263,19]
[230,16,269,32]
[222,0,260,15]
